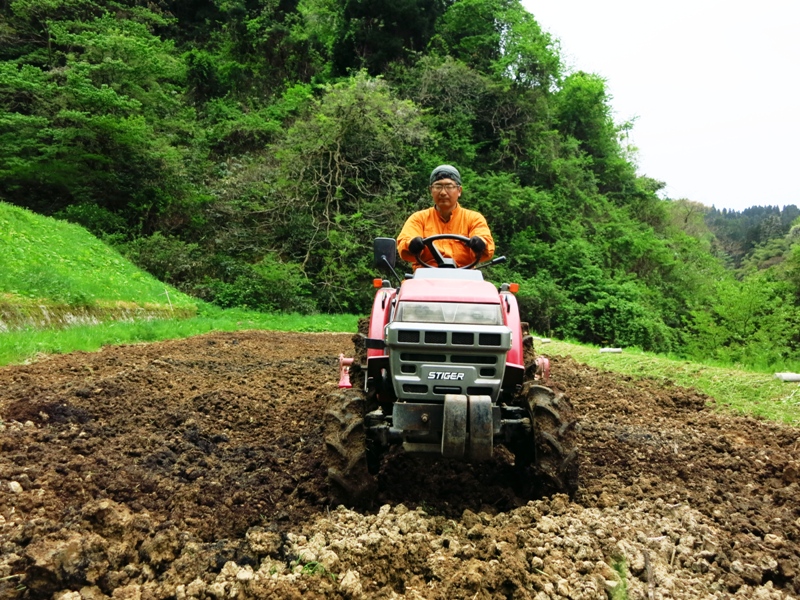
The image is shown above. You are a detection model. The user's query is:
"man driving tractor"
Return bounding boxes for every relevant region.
[397,165,495,269]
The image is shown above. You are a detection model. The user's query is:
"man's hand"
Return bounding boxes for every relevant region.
[468,236,486,254]
[409,236,424,254]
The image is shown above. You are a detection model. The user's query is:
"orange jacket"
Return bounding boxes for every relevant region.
[397,204,495,268]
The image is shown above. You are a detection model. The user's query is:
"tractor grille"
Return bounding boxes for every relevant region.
[452,332,473,345]
[479,333,502,346]
[467,386,493,396]
[387,322,511,402]
[434,386,462,395]
[425,331,447,344]
[401,353,447,362]
[398,330,420,343]
[451,355,496,364]
[403,384,428,394]
[401,353,497,365]
[394,329,508,349]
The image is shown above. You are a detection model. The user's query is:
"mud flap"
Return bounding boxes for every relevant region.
[468,395,493,461]
[442,394,467,458]
[442,394,494,460]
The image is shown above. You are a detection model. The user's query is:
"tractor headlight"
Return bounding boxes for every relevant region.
[396,302,503,326]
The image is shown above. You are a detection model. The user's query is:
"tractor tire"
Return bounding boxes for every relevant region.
[324,389,376,508]
[513,383,579,499]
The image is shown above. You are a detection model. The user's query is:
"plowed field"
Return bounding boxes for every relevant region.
[1,331,798,599]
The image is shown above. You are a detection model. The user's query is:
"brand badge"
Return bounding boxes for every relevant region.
[427,372,465,380]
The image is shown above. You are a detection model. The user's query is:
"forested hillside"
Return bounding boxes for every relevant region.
[705,205,800,268]
[1,0,799,367]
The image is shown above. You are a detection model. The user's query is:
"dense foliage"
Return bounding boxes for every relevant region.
[1,0,799,367]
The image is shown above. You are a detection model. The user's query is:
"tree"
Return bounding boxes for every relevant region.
[432,0,560,89]
[552,71,639,196]
[0,6,196,234]
[236,73,429,311]
[685,273,800,366]
[332,0,449,75]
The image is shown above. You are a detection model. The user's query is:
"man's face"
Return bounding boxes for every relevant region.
[430,178,461,215]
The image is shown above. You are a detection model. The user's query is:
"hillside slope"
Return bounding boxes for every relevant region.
[0,202,196,330]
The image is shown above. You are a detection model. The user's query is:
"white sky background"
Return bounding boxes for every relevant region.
[521,0,800,212]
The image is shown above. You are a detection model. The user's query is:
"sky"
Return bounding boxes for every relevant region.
[521,0,800,212]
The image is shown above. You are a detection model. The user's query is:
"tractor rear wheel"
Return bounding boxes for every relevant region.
[512,383,579,498]
[324,389,376,507]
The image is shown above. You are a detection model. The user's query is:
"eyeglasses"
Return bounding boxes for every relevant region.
[431,183,460,192]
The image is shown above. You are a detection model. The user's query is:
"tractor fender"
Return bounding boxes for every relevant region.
[367,286,396,359]
[500,290,524,368]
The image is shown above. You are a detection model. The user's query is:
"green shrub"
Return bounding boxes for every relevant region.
[514,271,569,336]
[574,291,674,353]
[55,203,129,236]
[684,273,800,368]
[204,254,316,314]
[117,232,208,288]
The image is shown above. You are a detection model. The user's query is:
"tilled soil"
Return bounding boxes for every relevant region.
[0,330,798,599]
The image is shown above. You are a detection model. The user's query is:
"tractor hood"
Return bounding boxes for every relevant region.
[397,271,501,305]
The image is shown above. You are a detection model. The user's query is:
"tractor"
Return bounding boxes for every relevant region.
[325,235,578,506]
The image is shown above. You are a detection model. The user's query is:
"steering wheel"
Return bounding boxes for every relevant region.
[414,234,483,269]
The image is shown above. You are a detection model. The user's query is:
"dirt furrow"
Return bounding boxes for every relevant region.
[0,331,797,599]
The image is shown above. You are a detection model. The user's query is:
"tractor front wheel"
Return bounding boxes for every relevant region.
[324,389,376,508]
[512,384,579,498]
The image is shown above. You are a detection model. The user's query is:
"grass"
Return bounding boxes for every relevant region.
[292,554,338,581]
[0,305,357,366]
[0,201,357,366]
[299,561,337,580]
[0,202,195,309]
[609,557,629,600]
[540,339,800,425]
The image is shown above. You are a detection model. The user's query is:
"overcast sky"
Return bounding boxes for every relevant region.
[521,0,800,212]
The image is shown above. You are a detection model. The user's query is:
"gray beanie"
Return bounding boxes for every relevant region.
[430,164,461,186]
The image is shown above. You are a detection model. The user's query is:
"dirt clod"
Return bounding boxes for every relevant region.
[1,331,799,599]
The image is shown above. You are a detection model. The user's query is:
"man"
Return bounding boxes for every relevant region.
[397,165,495,269]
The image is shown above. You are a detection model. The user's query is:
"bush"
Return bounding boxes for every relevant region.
[514,271,569,336]
[573,291,674,353]
[117,232,207,288]
[204,254,316,314]
[55,204,129,237]
[684,274,800,367]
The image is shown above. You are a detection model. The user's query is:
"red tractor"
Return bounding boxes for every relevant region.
[326,235,578,506]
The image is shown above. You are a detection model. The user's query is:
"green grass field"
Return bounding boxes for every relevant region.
[0,306,357,366]
[0,202,358,366]
[541,339,800,425]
